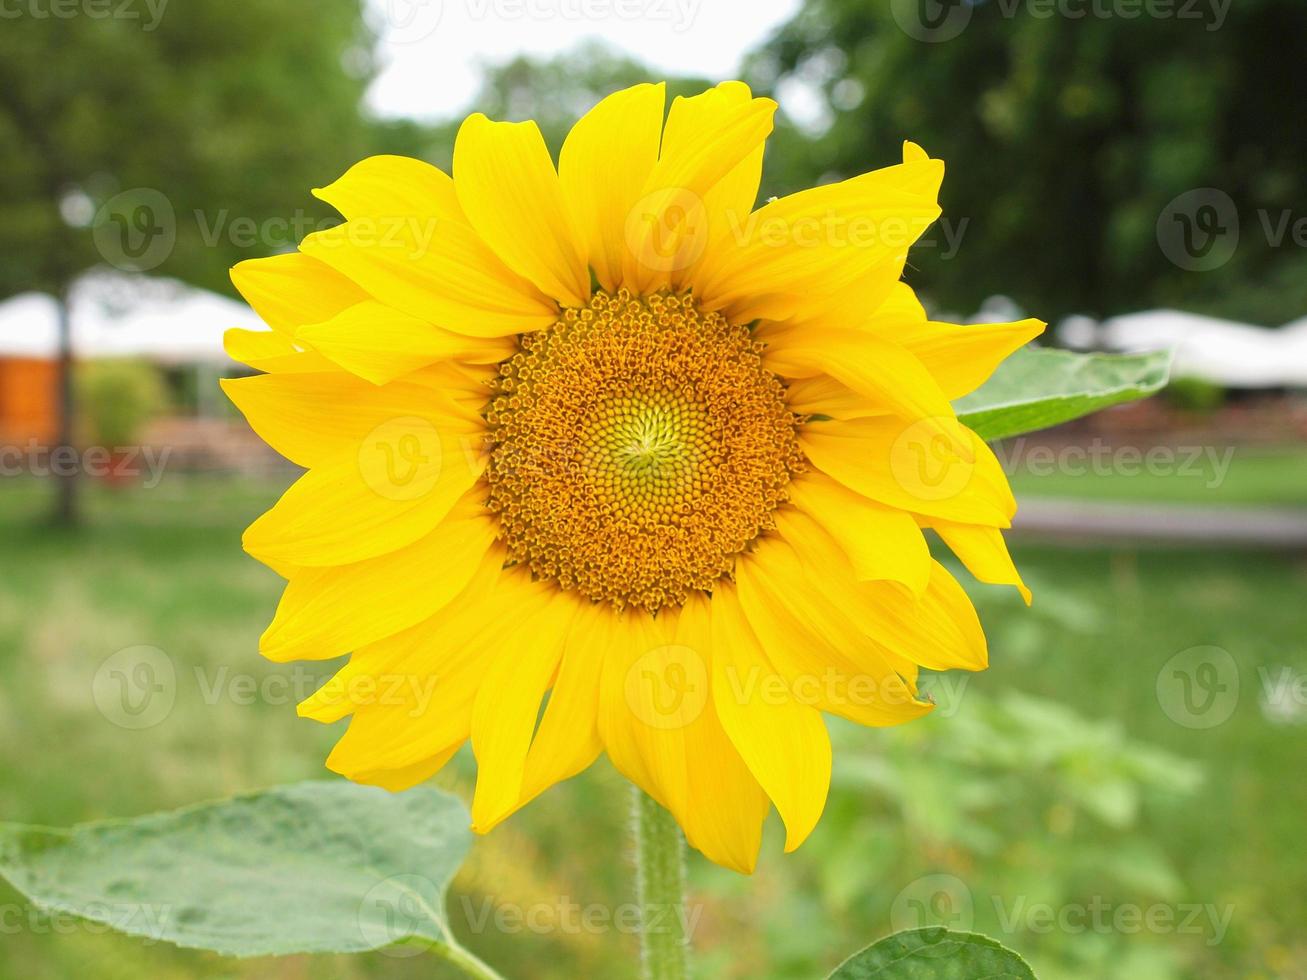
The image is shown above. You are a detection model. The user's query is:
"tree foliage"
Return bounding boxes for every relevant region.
[747,0,1307,324]
[0,0,378,296]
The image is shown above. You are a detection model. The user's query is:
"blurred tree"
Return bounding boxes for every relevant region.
[0,0,377,523]
[747,0,1307,326]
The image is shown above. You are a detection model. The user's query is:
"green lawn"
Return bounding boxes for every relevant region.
[1,475,1304,979]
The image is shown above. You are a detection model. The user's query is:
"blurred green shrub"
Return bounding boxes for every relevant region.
[76,359,167,447]
[1165,376,1226,414]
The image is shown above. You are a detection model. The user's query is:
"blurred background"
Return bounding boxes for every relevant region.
[1,1,1305,978]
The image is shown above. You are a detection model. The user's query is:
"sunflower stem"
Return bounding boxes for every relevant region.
[633,787,690,980]
[431,936,508,980]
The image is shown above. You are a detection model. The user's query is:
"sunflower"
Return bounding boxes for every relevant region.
[224,81,1042,873]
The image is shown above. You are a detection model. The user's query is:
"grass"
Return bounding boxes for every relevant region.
[1,473,1305,979]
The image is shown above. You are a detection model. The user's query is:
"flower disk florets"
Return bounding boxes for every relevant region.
[485,289,803,612]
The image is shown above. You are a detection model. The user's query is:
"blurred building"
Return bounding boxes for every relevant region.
[0,272,283,474]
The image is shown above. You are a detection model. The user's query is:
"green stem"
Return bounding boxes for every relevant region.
[633,787,689,980]
[430,936,508,980]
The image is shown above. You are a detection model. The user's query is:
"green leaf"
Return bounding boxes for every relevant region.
[0,781,472,958]
[828,927,1037,979]
[955,347,1172,441]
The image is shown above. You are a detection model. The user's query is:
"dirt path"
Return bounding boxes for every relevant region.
[1012,499,1307,547]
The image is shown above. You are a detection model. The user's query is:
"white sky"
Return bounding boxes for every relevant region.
[364,0,803,121]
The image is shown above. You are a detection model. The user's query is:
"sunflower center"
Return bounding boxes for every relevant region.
[485,289,803,612]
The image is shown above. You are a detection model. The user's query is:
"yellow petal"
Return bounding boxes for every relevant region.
[755,254,907,334]
[696,148,943,322]
[597,606,691,816]
[260,500,497,662]
[296,300,514,385]
[514,599,610,810]
[622,83,776,294]
[928,519,1032,604]
[313,154,460,222]
[734,538,931,726]
[778,513,988,672]
[230,252,368,335]
[470,575,576,830]
[710,584,831,852]
[766,327,955,426]
[454,113,590,307]
[300,545,507,726]
[667,594,770,873]
[300,219,557,338]
[243,428,485,567]
[223,328,337,375]
[659,81,769,292]
[333,745,461,793]
[559,83,665,293]
[785,473,931,593]
[800,416,1015,527]
[896,318,1046,400]
[221,372,482,468]
[784,374,884,421]
[596,596,769,873]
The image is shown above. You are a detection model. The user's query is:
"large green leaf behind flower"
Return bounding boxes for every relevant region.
[0,782,470,957]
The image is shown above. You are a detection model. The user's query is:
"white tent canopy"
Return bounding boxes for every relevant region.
[1096,309,1307,389]
[0,272,261,365]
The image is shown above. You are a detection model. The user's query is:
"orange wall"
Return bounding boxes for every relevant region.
[0,357,58,445]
